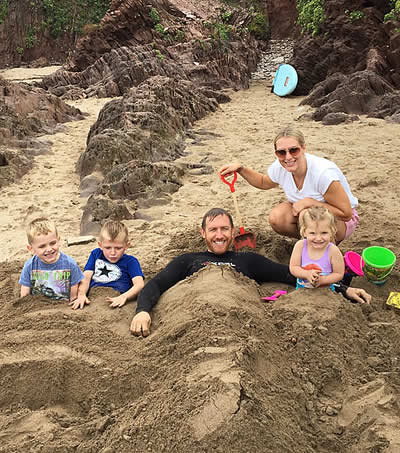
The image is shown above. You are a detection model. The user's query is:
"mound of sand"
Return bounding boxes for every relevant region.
[1,264,400,452]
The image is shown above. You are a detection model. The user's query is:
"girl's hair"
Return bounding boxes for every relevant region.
[99,220,129,243]
[273,125,306,149]
[299,206,337,240]
[26,217,58,244]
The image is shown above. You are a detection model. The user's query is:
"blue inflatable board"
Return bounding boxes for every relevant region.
[272,64,298,97]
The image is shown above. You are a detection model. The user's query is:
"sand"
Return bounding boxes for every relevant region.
[0,67,399,452]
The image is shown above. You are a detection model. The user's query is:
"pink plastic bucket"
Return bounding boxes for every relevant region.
[344,251,364,276]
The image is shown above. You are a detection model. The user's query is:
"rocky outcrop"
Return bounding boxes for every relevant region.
[0,77,83,140]
[0,147,32,190]
[0,76,84,187]
[40,1,260,99]
[78,75,218,234]
[78,75,218,178]
[80,160,185,234]
[291,0,400,95]
[35,0,262,231]
[300,70,400,123]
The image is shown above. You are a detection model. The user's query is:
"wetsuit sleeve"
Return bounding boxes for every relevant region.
[136,254,193,314]
[332,282,350,299]
[244,253,296,286]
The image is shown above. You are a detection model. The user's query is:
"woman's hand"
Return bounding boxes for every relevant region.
[292,198,315,217]
[218,162,242,177]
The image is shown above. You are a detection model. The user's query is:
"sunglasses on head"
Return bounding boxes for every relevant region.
[275,147,301,158]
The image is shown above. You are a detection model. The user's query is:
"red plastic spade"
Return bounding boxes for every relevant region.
[220,172,256,251]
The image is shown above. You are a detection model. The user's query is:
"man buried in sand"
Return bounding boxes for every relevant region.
[19,217,84,303]
[74,220,144,310]
[130,208,371,337]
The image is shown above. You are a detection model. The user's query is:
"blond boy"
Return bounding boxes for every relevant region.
[74,220,144,310]
[19,217,84,302]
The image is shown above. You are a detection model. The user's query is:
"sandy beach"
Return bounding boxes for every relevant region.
[0,67,399,452]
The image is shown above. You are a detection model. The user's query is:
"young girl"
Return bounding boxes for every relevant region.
[289,206,345,289]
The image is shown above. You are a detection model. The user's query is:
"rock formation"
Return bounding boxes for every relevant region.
[78,75,218,233]
[39,1,260,99]
[35,0,263,232]
[300,70,400,124]
[291,0,400,119]
[0,76,83,187]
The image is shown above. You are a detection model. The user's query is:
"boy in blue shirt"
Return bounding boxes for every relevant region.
[74,220,144,310]
[19,217,84,303]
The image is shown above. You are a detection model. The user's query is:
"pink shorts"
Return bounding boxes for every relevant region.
[344,208,359,239]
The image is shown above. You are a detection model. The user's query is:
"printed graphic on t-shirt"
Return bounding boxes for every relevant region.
[92,259,122,283]
[31,269,71,300]
[202,261,236,269]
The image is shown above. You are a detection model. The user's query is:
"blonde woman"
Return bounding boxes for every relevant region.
[219,125,359,243]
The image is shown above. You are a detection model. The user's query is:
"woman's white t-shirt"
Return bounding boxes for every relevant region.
[267,153,358,208]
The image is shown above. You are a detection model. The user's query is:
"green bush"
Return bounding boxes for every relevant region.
[384,0,400,22]
[149,7,161,25]
[204,20,233,41]
[248,12,269,40]
[345,9,365,21]
[25,26,39,48]
[297,0,326,36]
[0,0,8,24]
[154,48,164,60]
[154,23,165,35]
[40,0,110,38]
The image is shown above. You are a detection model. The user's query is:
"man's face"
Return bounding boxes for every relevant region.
[27,231,61,264]
[201,214,234,254]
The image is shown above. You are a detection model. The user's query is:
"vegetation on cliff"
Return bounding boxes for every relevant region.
[0,0,110,62]
[296,0,325,36]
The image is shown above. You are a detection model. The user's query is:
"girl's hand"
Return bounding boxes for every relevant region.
[307,269,321,287]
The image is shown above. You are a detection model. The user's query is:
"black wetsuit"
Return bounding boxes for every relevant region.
[136,251,299,314]
[136,251,351,313]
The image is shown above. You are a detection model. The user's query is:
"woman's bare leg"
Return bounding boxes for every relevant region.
[335,220,346,244]
[269,201,300,238]
[270,201,348,243]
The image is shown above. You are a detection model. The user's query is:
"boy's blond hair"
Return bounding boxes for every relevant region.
[26,217,58,245]
[99,220,129,243]
[299,206,337,240]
